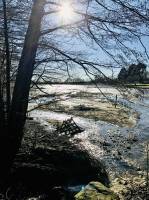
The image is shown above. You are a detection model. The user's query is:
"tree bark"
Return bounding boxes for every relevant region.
[0,0,46,186]
[2,0,11,117]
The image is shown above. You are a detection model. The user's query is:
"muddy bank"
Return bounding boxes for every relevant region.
[8,116,147,200]
[25,85,149,199]
[3,120,109,200]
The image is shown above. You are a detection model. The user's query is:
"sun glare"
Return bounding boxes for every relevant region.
[59,2,74,23]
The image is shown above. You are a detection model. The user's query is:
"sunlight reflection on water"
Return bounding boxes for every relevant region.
[29,85,149,180]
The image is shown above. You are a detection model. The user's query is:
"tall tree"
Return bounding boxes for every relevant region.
[0,0,149,185]
[0,0,46,185]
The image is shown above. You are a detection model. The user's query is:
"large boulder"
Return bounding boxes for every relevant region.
[33,147,109,185]
[75,181,119,200]
[12,147,109,191]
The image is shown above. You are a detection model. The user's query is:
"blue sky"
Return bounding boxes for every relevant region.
[41,0,149,80]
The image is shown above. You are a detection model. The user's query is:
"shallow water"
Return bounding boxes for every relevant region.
[29,85,149,180]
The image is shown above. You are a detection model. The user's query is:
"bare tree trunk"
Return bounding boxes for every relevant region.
[0,83,5,130]
[2,0,11,117]
[0,0,46,186]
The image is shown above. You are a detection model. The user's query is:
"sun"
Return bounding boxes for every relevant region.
[59,2,74,23]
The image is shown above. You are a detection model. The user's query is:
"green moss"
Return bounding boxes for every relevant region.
[75,182,119,200]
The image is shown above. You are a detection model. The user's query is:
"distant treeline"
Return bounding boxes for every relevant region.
[38,79,118,85]
[38,63,149,85]
[118,63,149,84]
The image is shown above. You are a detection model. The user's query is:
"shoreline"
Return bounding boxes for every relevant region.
[22,114,148,199]
[22,85,149,199]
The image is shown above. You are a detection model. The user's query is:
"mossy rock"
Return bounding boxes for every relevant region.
[75,182,119,200]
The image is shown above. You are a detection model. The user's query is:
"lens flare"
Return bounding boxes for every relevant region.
[59,2,74,23]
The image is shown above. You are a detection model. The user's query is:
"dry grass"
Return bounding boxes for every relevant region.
[39,99,138,127]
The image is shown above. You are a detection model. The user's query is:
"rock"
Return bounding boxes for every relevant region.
[119,180,128,185]
[32,147,109,185]
[26,117,34,120]
[102,141,111,146]
[12,147,109,191]
[126,145,131,150]
[75,181,119,200]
